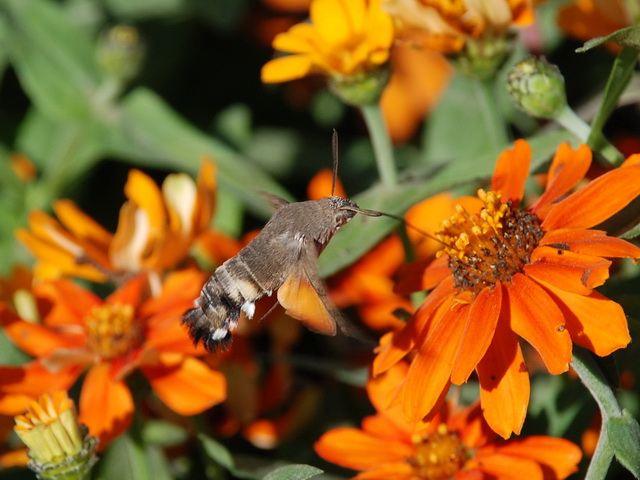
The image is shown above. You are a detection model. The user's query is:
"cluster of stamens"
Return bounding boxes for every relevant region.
[436,189,544,296]
[408,424,467,479]
[85,303,142,360]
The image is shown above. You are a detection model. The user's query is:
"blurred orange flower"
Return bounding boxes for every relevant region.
[261,0,394,83]
[315,362,582,479]
[558,0,635,42]
[17,158,218,284]
[0,270,226,447]
[375,140,640,438]
[384,0,536,53]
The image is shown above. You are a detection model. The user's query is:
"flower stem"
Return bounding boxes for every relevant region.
[359,102,398,187]
[555,106,624,165]
[571,346,621,480]
[555,106,591,143]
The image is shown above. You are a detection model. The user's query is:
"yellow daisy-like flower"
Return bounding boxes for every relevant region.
[261,0,394,84]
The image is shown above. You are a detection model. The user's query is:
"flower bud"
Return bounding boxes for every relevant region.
[507,57,567,119]
[96,25,145,82]
[328,65,391,106]
[15,392,97,480]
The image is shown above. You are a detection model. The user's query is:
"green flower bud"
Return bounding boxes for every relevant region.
[328,65,391,106]
[96,25,145,82]
[507,57,567,119]
[452,33,515,80]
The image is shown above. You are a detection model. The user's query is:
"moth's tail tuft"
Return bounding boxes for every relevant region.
[182,306,235,353]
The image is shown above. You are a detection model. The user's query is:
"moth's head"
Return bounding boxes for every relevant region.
[326,196,382,227]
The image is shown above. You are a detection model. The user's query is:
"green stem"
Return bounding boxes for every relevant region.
[556,106,624,165]
[555,106,591,143]
[571,347,621,480]
[359,102,398,187]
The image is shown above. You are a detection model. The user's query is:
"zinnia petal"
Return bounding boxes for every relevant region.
[529,143,591,214]
[542,163,640,230]
[477,314,529,438]
[402,300,466,422]
[525,246,611,295]
[467,452,543,480]
[506,274,571,375]
[314,427,412,469]
[491,139,531,205]
[0,308,84,357]
[536,280,631,356]
[497,436,582,479]
[541,228,640,259]
[79,362,134,448]
[451,284,501,384]
[261,55,314,83]
[142,353,226,415]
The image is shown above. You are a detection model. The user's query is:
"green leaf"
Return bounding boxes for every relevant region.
[262,464,323,480]
[318,130,573,277]
[141,420,188,448]
[606,410,640,478]
[576,25,640,52]
[422,73,509,163]
[198,433,257,480]
[118,88,292,219]
[0,0,100,120]
[586,47,638,165]
[103,0,185,18]
[96,432,173,480]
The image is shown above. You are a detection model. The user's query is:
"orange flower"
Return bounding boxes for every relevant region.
[261,0,394,83]
[385,0,536,53]
[374,140,640,438]
[315,362,582,479]
[0,270,226,447]
[558,0,634,43]
[17,158,218,283]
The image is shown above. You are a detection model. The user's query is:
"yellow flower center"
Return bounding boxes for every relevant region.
[85,303,141,360]
[408,424,467,479]
[436,189,544,296]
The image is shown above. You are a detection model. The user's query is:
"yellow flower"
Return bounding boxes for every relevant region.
[261,0,394,83]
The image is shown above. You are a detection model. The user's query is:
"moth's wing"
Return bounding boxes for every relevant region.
[277,243,338,336]
[261,193,290,212]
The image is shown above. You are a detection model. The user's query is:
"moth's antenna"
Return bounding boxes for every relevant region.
[331,129,339,197]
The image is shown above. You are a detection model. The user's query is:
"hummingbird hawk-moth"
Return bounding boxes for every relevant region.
[182,135,382,352]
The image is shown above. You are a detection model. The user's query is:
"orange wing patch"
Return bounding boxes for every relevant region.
[277,271,337,336]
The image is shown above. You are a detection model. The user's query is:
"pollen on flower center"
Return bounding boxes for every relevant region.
[436,189,544,296]
[85,303,141,360]
[408,424,467,479]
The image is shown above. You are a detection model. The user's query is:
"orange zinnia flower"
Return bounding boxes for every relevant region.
[374,140,640,437]
[316,362,582,479]
[0,269,226,446]
[261,0,394,83]
[17,158,217,283]
[384,0,536,54]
